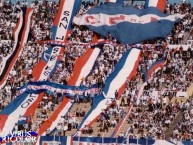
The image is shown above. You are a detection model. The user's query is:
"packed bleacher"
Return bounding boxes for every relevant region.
[0,0,193,144]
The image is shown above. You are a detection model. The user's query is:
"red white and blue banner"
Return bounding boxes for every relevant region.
[78,48,141,131]
[0,8,33,89]
[51,0,82,41]
[73,3,183,44]
[16,81,99,97]
[145,0,166,12]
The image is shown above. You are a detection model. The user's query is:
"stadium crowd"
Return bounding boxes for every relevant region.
[0,0,192,142]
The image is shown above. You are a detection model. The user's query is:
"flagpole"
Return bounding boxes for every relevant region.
[137,134,138,145]
[54,132,56,143]
[78,132,80,145]
[102,133,104,145]
[127,135,129,145]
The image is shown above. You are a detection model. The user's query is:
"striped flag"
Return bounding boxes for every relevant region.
[144,58,166,81]
[0,7,33,89]
[145,0,166,12]
[78,48,141,131]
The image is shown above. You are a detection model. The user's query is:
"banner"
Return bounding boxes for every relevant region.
[16,81,99,97]
[73,3,183,44]
[142,90,187,97]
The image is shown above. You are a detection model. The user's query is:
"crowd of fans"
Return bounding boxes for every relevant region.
[170,98,193,141]
[0,0,192,142]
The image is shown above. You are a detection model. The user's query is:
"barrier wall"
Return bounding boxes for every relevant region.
[39,136,193,145]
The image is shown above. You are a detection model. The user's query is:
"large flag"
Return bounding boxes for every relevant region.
[0,7,33,89]
[145,0,166,12]
[78,48,141,131]
[103,48,141,99]
[73,3,183,44]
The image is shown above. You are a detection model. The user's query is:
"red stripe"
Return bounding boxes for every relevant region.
[32,60,47,81]
[68,48,94,85]
[157,0,166,12]
[23,93,44,117]
[0,8,33,86]
[0,115,9,131]
[53,0,65,26]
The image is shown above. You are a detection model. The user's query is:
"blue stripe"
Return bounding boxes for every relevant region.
[103,48,132,96]
[51,26,57,40]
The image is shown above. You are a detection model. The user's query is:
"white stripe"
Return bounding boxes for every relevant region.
[54,0,75,41]
[67,136,72,144]
[105,48,140,98]
[76,48,100,85]
[73,13,184,26]
[148,0,159,7]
